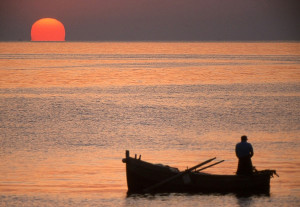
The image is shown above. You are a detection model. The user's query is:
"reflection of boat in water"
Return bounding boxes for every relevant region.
[122,150,278,195]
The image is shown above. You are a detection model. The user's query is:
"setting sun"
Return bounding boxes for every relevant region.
[31,18,65,41]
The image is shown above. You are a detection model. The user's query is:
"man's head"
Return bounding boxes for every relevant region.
[241,135,248,141]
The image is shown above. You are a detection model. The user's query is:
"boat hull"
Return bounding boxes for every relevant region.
[123,155,271,195]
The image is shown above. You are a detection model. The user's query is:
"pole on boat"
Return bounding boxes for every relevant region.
[143,157,216,193]
[195,160,225,172]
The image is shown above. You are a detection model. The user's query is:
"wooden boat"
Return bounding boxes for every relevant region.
[122,150,278,195]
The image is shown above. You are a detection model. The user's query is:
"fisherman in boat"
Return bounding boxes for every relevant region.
[235,135,254,175]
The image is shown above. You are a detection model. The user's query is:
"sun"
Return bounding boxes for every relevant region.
[31,18,65,41]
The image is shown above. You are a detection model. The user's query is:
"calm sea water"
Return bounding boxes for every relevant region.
[0,42,300,206]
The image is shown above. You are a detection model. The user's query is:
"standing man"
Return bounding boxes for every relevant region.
[235,135,254,175]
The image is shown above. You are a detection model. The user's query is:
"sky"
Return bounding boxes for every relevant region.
[0,0,299,41]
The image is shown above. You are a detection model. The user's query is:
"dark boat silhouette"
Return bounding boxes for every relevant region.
[122,150,278,195]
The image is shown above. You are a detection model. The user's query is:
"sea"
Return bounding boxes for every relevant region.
[0,42,299,206]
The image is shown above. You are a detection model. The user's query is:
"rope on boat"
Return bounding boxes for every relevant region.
[253,169,279,177]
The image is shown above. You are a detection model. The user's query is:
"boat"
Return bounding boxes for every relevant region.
[122,150,278,195]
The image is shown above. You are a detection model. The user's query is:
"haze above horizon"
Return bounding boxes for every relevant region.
[0,0,299,41]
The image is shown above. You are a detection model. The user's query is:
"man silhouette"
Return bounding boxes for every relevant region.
[235,135,254,175]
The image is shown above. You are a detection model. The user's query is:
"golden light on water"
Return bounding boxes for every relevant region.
[0,42,299,88]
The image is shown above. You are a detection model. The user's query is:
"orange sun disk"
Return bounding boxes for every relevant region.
[31,18,65,41]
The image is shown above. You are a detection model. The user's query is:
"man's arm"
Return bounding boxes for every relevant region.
[249,144,254,157]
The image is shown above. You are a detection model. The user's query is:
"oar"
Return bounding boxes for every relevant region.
[143,157,216,193]
[195,160,225,172]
